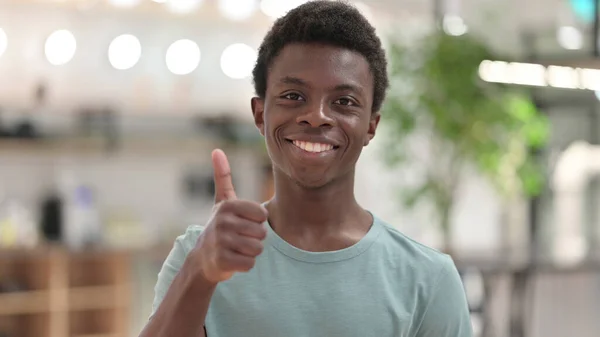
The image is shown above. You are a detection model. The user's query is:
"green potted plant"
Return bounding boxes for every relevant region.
[381,30,550,254]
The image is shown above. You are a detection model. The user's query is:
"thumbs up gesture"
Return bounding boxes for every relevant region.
[193,149,269,284]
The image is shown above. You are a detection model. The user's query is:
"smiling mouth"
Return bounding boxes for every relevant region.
[286,139,339,153]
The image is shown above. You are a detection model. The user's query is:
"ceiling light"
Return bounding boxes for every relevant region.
[166,39,201,75]
[260,0,307,19]
[166,0,203,14]
[108,34,142,70]
[221,43,257,79]
[443,15,468,36]
[218,0,258,21]
[557,26,583,50]
[45,29,77,66]
[108,0,142,8]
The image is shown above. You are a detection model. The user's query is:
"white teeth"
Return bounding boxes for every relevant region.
[292,140,334,153]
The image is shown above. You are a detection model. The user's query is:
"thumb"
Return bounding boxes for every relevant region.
[211,149,237,202]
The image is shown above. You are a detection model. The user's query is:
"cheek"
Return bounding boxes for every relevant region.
[265,123,283,153]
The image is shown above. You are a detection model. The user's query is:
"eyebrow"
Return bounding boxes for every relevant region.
[280,76,308,86]
[278,76,364,94]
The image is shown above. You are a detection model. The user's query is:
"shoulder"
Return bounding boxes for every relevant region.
[173,224,205,255]
[372,217,471,336]
[374,215,454,272]
[372,215,458,292]
[150,224,205,318]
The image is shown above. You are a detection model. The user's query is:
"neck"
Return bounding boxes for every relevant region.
[266,168,367,235]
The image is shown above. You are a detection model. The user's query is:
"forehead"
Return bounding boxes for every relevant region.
[267,43,373,91]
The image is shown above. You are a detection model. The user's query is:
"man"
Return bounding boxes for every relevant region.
[140,1,473,336]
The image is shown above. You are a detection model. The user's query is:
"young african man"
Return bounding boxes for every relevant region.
[140,1,473,336]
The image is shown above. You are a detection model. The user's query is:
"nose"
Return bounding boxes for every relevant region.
[296,101,334,128]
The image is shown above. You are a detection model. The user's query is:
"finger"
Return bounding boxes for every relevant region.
[220,200,269,223]
[219,249,256,272]
[231,219,268,240]
[224,234,264,257]
[212,149,237,202]
[219,213,267,239]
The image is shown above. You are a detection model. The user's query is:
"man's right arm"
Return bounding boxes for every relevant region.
[140,227,215,337]
[139,149,269,337]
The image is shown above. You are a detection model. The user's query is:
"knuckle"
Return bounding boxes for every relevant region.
[244,258,256,271]
[257,226,268,239]
[215,213,234,230]
[259,208,269,220]
[252,242,264,255]
[215,250,229,266]
[215,232,232,247]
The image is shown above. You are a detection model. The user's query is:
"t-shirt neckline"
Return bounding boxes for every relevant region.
[264,212,383,264]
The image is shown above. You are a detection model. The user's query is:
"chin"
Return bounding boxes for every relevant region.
[291,174,333,190]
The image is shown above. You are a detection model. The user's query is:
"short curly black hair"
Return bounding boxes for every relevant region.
[252,0,389,113]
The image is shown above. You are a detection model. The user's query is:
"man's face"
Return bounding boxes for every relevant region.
[252,43,380,189]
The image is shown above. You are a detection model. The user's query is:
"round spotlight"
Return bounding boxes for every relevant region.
[166,39,201,75]
[260,0,307,19]
[166,0,204,14]
[108,34,142,70]
[45,29,77,66]
[557,26,583,50]
[108,0,142,8]
[442,15,468,36]
[218,0,258,21]
[221,43,257,79]
[0,28,7,57]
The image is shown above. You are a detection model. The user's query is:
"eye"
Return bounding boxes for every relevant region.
[334,97,357,107]
[282,93,305,101]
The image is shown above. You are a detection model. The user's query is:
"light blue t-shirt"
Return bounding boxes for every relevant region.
[151,216,473,337]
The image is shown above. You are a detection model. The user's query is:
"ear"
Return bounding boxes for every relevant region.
[251,97,265,136]
[364,113,380,146]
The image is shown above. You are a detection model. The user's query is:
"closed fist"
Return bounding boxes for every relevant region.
[193,149,269,284]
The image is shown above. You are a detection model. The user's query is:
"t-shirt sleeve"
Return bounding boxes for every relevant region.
[149,225,204,320]
[413,255,473,337]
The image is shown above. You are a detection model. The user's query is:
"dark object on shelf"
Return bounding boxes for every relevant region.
[12,119,39,139]
[183,170,215,200]
[199,115,240,143]
[76,106,120,151]
[0,279,27,293]
[0,108,7,138]
[40,190,63,242]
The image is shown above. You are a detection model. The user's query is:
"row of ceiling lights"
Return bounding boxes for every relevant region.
[442,16,588,51]
[109,0,297,19]
[107,0,586,50]
[478,60,600,92]
[106,0,371,20]
[0,28,257,78]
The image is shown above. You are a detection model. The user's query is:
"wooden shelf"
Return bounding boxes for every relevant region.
[69,286,128,311]
[0,290,50,315]
[0,247,131,337]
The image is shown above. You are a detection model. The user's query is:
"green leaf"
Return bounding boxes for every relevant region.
[382,28,549,227]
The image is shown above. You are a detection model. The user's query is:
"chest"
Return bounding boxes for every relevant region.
[204,253,416,337]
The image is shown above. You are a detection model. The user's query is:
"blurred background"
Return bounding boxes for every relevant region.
[0,0,599,336]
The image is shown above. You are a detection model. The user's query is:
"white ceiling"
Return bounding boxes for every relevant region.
[0,0,592,118]
[6,0,587,55]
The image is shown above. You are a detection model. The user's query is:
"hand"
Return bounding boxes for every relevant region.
[193,149,269,284]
